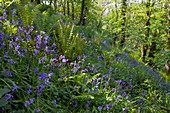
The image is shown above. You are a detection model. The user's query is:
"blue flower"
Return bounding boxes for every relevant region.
[0,17,4,21]
[34,68,39,74]
[98,106,103,111]
[74,86,78,91]
[27,86,32,94]
[84,101,91,107]
[5,94,13,101]
[24,98,34,107]
[36,84,44,93]
[44,78,50,85]
[12,83,19,92]
[36,108,40,112]
[39,72,47,80]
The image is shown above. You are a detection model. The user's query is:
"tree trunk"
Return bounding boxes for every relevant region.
[120,0,127,47]
[168,1,170,49]
[142,0,151,62]
[67,0,70,16]
[71,0,74,21]
[63,0,66,15]
[50,0,53,5]
[77,0,85,25]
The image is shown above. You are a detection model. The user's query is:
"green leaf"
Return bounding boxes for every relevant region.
[0,98,8,107]
[0,88,10,98]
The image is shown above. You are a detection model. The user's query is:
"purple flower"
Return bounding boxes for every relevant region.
[48,72,54,78]
[62,58,68,63]
[8,59,15,65]
[36,84,44,93]
[34,49,38,56]
[24,101,30,107]
[59,55,65,60]
[109,103,114,107]
[84,101,91,107]
[117,80,125,86]
[5,70,12,77]
[24,98,34,107]
[0,17,4,21]
[27,86,32,94]
[53,100,57,107]
[36,35,42,44]
[34,68,39,74]
[84,78,88,83]
[98,106,103,111]
[74,86,78,91]
[5,94,13,101]
[122,107,128,113]
[103,104,109,110]
[39,72,47,80]
[39,57,46,64]
[72,99,78,107]
[44,78,50,85]
[12,83,19,92]
[72,68,78,73]
[36,108,40,112]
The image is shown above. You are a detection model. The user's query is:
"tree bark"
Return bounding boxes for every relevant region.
[77,0,85,25]
[142,0,151,62]
[67,0,70,16]
[71,0,74,21]
[120,0,127,47]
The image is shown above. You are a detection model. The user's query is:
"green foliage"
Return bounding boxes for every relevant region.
[54,21,86,59]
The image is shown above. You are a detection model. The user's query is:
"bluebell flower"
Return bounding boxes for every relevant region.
[7,71,12,77]
[27,86,32,94]
[84,77,88,83]
[24,98,34,107]
[98,106,103,111]
[12,83,19,92]
[72,99,78,107]
[26,34,31,41]
[39,57,46,64]
[0,17,4,21]
[48,72,54,78]
[103,104,109,110]
[72,68,78,73]
[36,35,42,44]
[34,68,39,74]
[84,101,91,107]
[33,49,38,56]
[109,103,114,107]
[122,107,128,113]
[8,59,15,65]
[39,72,47,80]
[74,86,78,91]
[53,100,57,107]
[18,26,23,34]
[36,84,44,93]
[36,108,40,112]
[5,94,13,100]
[44,78,50,85]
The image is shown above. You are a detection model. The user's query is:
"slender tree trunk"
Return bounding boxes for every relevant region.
[78,0,85,25]
[54,0,57,11]
[67,0,70,16]
[168,1,170,49]
[71,0,74,21]
[50,0,53,5]
[63,0,66,15]
[120,0,127,47]
[113,0,119,46]
[142,0,151,62]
